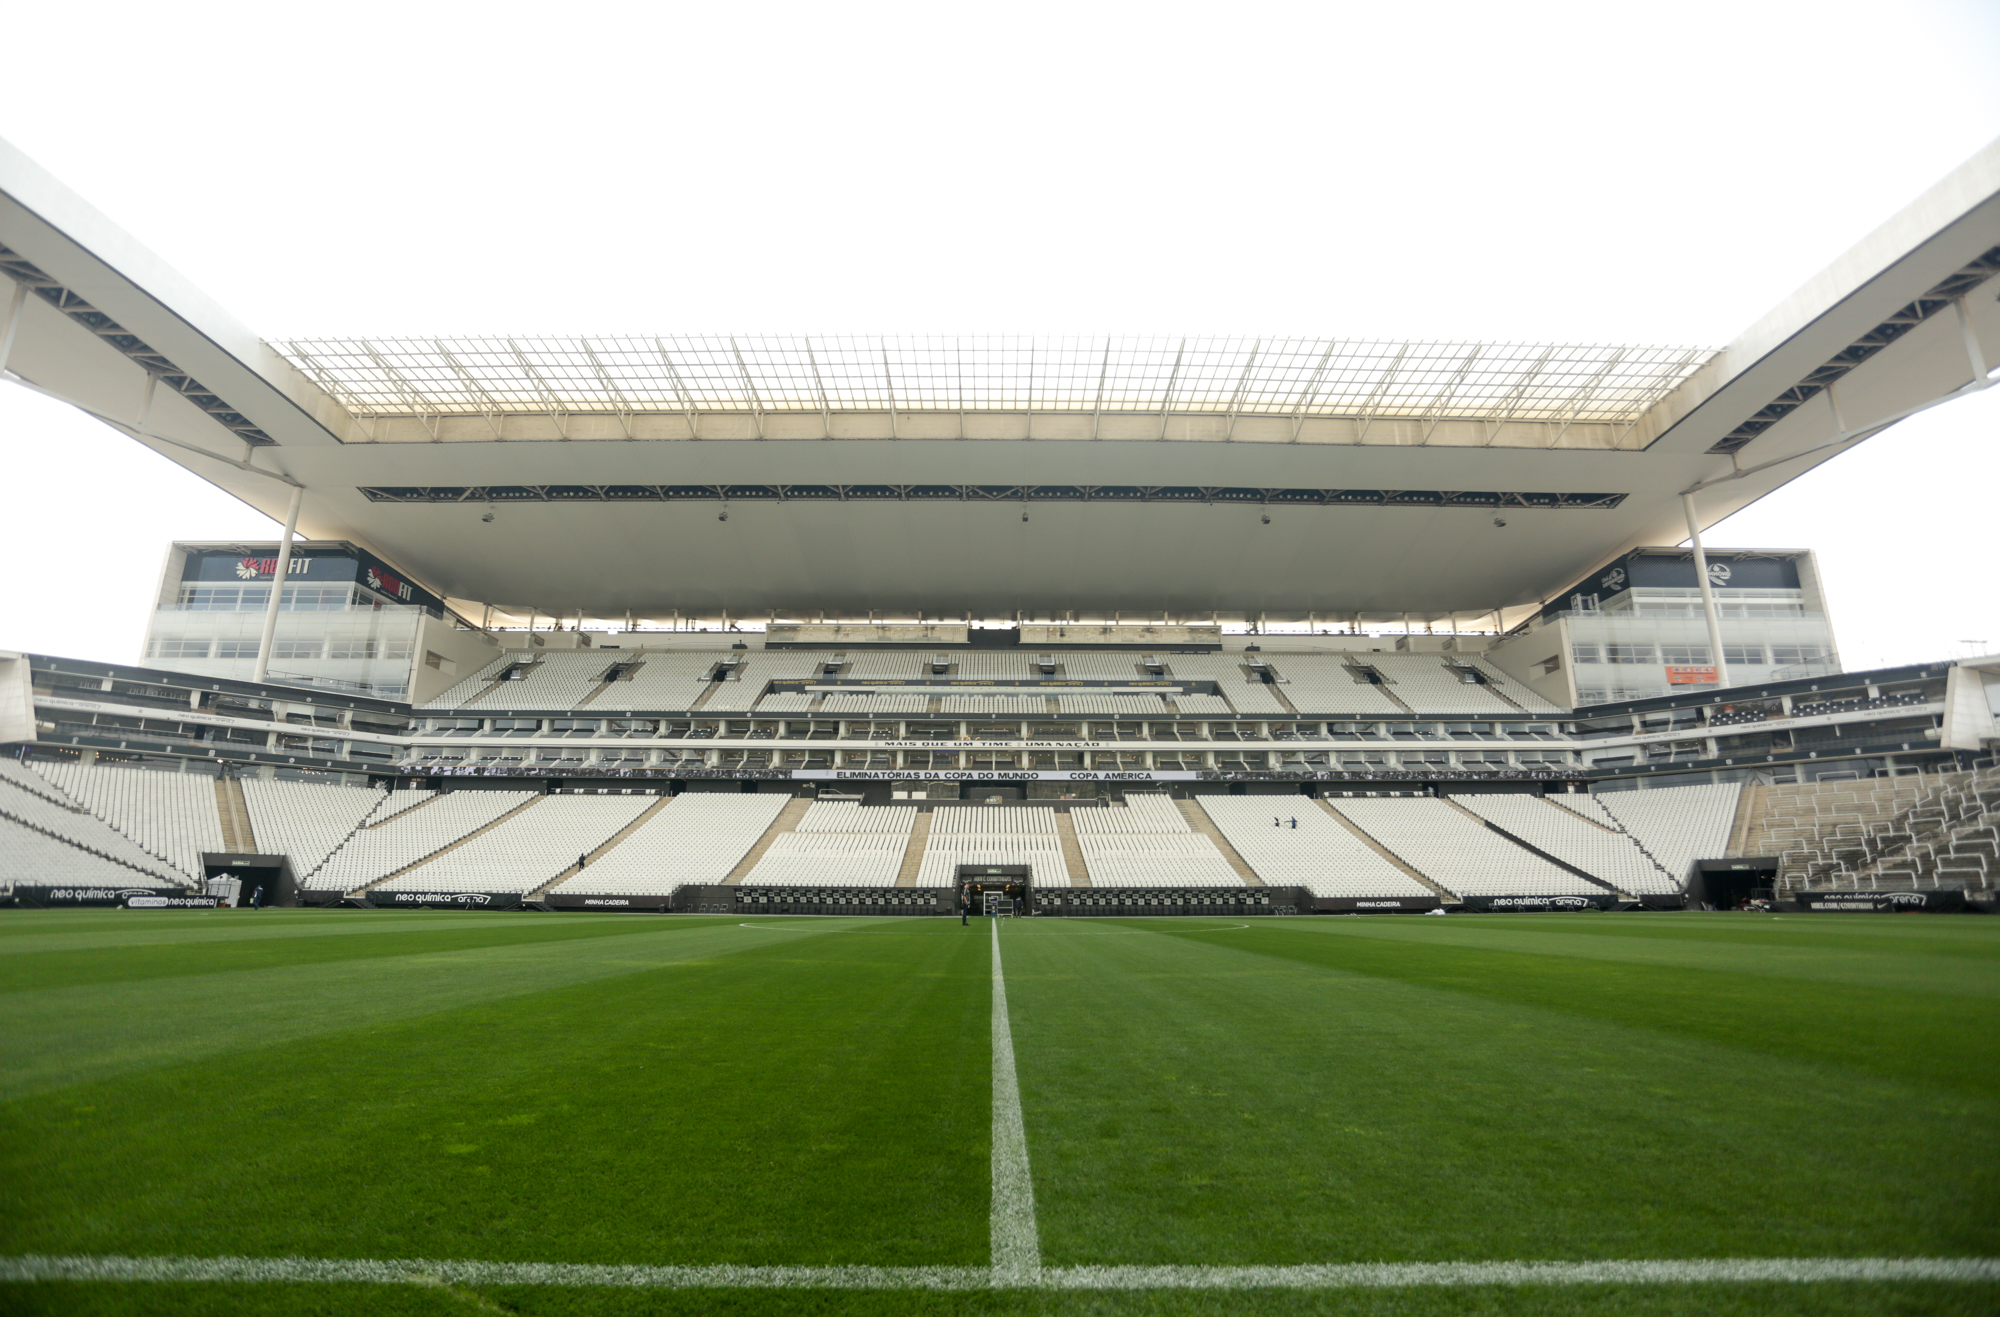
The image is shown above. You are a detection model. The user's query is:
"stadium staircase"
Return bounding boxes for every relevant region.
[1740,775,1947,894]
[1784,766,2000,895]
[345,796,545,897]
[1351,666,1418,716]
[894,810,932,887]
[722,796,812,884]
[1438,796,1630,898]
[1055,811,1091,887]
[1176,798,1262,885]
[525,796,674,899]
[1315,799,1456,901]
[213,778,257,853]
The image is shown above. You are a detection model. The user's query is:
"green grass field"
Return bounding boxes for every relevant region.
[2,908,1996,1315]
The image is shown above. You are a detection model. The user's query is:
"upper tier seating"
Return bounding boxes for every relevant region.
[592,652,731,711]
[1199,796,1434,899]
[0,768,186,885]
[1454,793,1679,894]
[377,795,654,893]
[1332,653,1520,716]
[743,801,916,886]
[701,654,823,713]
[1054,654,1145,678]
[941,695,1049,717]
[417,653,520,709]
[821,693,931,716]
[1161,656,1290,715]
[753,692,817,713]
[1057,694,1169,717]
[1330,797,1603,896]
[1263,655,1403,716]
[845,653,930,678]
[243,778,411,881]
[545,792,791,896]
[31,760,224,880]
[951,653,1037,677]
[1571,783,1743,886]
[308,790,538,891]
[1169,693,1235,716]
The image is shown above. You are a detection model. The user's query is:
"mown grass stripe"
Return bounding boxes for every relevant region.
[989,919,1040,1280]
[3,1254,1995,1289]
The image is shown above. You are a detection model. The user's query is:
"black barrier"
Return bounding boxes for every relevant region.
[546,894,674,912]
[1795,889,1967,913]
[365,891,524,910]
[1315,896,1443,912]
[1037,886,1312,917]
[1460,893,1618,912]
[10,886,218,908]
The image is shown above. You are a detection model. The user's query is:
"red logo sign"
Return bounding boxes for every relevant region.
[1665,665,1718,685]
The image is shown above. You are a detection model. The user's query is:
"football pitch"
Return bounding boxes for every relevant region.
[2,909,1996,1315]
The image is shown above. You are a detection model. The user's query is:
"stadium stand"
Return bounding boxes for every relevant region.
[952,653,1037,677]
[1330,797,1604,896]
[1266,656,1404,716]
[1455,793,1679,894]
[309,790,537,891]
[1073,794,1241,886]
[1054,654,1145,678]
[742,802,916,886]
[941,695,1049,717]
[917,805,1071,887]
[1199,796,1435,899]
[0,767,187,884]
[590,652,729,711]
[821,693,931,716]
[1565,783,1742,889]
[30,760,224,880]
[376,795,654,893]
[1057,694,1169,717]
[243,778,408,881]
[845,653,930,678]
[753,692,817,713]
[544,793,791,897]
[1161,655,1290,715]
[1169,693,1236,716]
[701,653,822,713]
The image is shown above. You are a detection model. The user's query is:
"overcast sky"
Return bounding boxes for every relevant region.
[2,0,1996,669]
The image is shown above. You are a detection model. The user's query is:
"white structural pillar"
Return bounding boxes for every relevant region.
[252,485,305,684]
[1681,492,1731,691]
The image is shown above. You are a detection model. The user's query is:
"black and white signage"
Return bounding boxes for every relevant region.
[1795,889,1965,912]
[366,891,522,909]
[13,887,218,908]
[1459,893,1616,912]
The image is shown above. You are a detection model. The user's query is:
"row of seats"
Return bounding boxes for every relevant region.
[1580,782,1743,886]
[30,760,223,879]
[243,777,409,883]
[378,794,655,893]
[1331,797,1602,896]
[308,791,538,890]
[940,695,1048,716]
[1454,793,1678,894]
[546,793,792,895]
[0,767,185,885]
[743,800,917,887]
[931,807,1057,834]
[1199,796,1434,899]
[1076,793,1240,887]
[819,693,930,715]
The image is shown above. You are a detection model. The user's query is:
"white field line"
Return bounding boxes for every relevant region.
[3,1255,1996,1290]
[989,918,1041,1281]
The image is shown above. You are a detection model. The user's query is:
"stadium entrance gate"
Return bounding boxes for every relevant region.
[960,866,1030,916]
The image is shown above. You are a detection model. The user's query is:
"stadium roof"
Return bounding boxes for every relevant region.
[272,336,1711,436]
[1,135,1996,629]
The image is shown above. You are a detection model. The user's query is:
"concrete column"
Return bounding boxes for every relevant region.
[251,484,305,684]
[1681,492,1732,689]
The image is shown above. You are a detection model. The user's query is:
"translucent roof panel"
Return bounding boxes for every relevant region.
[274,335,1713,426]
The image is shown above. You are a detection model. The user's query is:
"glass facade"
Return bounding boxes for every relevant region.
[1560,588,1837,705]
